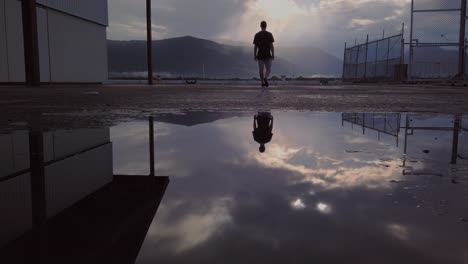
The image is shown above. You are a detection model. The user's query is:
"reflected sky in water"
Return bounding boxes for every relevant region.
[110,112,468,264]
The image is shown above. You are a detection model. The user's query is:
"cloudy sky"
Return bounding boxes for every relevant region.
[108,0,461,57]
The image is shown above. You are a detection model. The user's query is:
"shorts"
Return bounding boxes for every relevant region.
[258,59,272,72]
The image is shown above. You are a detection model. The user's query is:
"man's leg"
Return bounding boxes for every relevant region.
[258,61,265,86]
[265,59,272,79]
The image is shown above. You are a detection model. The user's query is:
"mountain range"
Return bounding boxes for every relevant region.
[107,36,343,78]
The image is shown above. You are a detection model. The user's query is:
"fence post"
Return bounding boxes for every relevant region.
[409,0,415,80]
[342,42,347,80]
[400,24,405,64]
[400,23,405,80]
[355,44,360,79]
[385,38,390,78]
[364,35,369,80]
[458,0,467,80]
[451,114,462,164]
[375,36,379,78]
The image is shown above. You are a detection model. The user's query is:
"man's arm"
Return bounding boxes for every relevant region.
[270,43,275,59]
[254,115,258,130]
[270,116,274,129]
[254,45,258,61]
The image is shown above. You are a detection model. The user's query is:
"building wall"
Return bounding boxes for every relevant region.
[0,0,108,83]
[0,0,8,81]
[2,0,26,82]
[37,6,51,82]
[47,9,108,83]
[37,0,108,26]
[0,173,32,248]
[45,144,113,218]
[0,131,31,248]
[0,128,113,247]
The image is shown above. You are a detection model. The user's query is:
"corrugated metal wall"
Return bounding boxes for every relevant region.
[0,173,33,248]
[0,129,113,247]
[45,144,113,218]
[0,0,26,82]
[0,0,108,83]
[37,0,108,26]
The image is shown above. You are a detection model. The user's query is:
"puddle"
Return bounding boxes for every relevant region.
[1,112,467,263]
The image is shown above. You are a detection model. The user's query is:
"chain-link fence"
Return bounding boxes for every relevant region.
[409,0,466,80]
[342,113,402,137]
[343,28,405,82]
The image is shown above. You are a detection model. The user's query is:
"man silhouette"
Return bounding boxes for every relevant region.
[253,112,274,153]
[253,21,275,88]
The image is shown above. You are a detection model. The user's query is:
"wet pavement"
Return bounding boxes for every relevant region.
[1,84,468,129]
[1,111,467,263]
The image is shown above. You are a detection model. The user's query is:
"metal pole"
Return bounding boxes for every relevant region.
[342,42,347,80]
[400,23,406,80]
[29,128,46,229]
[364,35,369,79]
[355,45,360,79]
[149,116,155,176]
[386,38,390,78]
[404,114,410,154]
[458,0,467,80]
[400,23,405,65]
[203,64,205,80]
[22,0,40,86]
[409,0,415,80]
[451,114,462,164]
[362,113,365,135]
[146,0,153,85]
[375,37,379,77]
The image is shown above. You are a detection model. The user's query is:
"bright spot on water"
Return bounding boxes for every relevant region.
[291,199,306,210]
[316,202,332,214]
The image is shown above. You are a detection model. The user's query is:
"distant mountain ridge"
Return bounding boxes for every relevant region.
[107,36,342,78]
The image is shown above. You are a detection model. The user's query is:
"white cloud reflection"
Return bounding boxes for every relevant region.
[291,198,306,210]
[387,223,410,241]
[316,202,332,214]
[148,198,233,253]
[253,143,400,190]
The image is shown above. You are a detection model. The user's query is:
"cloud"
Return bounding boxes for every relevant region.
[291,198,306,209]
[108,0,249,40]
[108,0,463,57]
[251,143,400,189]
[108,0,460,56]
[148,197,233,253]
[349,18,378,28]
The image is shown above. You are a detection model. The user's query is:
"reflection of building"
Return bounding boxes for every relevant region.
[0,129,113,247]
[0,125,168,262]
[153,111,250,127]
[0,0,108,83]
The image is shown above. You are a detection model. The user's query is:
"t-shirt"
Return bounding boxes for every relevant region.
[253,31,275,60]
[252,115,273,144]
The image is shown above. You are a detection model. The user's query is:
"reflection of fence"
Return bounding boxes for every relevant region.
[409,0,466,80]
[342,113,402,138]
[343,26,405,82]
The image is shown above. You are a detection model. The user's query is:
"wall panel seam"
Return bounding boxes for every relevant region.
[46,8,52,82]
[4,0,10,81]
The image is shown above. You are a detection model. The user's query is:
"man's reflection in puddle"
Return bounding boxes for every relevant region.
[253,111,274,153]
